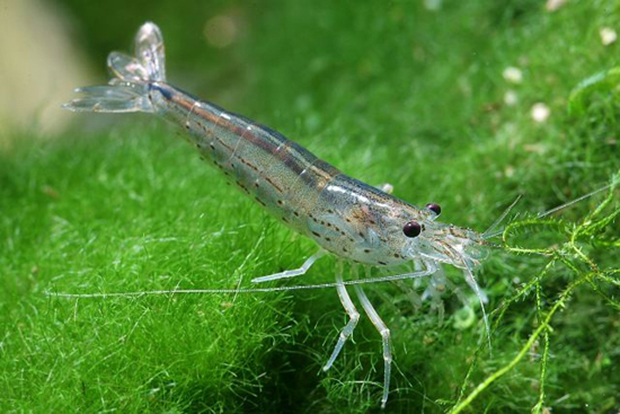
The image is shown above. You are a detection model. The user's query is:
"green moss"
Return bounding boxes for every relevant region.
[1,0,619,412]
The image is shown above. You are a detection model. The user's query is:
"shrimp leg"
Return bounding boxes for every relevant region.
[377,183,394,194]
[251,250,325,283]
[323,262,360,371]
[354,283,392,409]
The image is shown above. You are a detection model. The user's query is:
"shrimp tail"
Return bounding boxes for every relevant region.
[63,22,166,113]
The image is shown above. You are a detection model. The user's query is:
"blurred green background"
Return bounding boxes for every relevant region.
[1,0,620,412]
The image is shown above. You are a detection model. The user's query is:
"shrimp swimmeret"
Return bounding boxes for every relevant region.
[61,22,504,408]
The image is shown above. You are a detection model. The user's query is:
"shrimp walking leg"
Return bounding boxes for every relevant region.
[377,183,394,194]
[323,263,360,371]
[251,250,325,283]
[354,283,392,409]
[463,266,491,347]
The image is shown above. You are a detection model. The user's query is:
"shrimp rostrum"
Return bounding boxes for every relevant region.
[64,22,491,408]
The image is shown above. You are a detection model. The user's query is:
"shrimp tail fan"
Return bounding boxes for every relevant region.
[63,22,166,113]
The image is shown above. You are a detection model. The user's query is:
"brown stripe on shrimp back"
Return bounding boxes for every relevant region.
[151,82,342,232]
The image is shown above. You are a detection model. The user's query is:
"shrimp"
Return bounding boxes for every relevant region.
[61,22,499,408]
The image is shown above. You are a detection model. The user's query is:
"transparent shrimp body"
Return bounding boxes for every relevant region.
[63,22,490,409]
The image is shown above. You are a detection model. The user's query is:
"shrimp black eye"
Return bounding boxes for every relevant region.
[403,221,421,238]
[426,203,441,216]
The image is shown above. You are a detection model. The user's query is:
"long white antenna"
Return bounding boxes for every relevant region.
[482,195,522,238]
[535,182,613,219]
[45,268,434,299]
[483,181,616,240]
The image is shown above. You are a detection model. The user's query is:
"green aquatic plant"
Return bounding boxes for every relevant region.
[451,177,619,413]
[569,66,620,116]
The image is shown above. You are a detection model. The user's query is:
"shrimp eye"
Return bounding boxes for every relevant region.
[403,221,421,238]
[426,203,441,216]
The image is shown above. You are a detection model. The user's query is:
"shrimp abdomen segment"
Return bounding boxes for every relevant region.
[152,82,345,231]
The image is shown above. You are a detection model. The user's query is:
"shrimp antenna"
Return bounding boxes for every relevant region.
[482,180,617,240]
[44,268,435,299]
[535,182,614,219]
[482,195,522,240]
